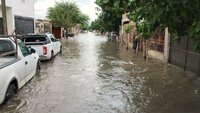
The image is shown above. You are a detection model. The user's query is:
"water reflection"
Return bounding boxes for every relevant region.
[0,32,200,113]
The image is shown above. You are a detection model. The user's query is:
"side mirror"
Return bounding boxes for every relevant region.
[30,48,36,54]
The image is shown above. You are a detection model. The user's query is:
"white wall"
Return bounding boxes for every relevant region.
[0,0,34,17]
[13,0,34,18]
[0,0,34,34]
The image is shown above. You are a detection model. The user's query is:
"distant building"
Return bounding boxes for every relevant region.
[0,0,34,35]
[35,19,52,34]
[120,13,137,49]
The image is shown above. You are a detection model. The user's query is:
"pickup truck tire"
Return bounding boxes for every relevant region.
[50,51,54,60]
[3,83,17,104]
[60,46,62,53]
[36,61,41,74]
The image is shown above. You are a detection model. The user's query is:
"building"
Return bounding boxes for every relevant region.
[0,0,34,35]
[120,13,138,49]
[35,19,52,34]
[120,13,170,62]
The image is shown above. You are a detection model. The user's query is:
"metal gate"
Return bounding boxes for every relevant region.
[0,18,4,35]
[14,16,34,35]
[169,37,200,75]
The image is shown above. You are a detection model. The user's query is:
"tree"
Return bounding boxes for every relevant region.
[95,0,200,51]
[78,13,89,31]
[127,0,200,51]
[90,18,105,33]
[47,1,89,38]
[80,23,89,31]
[94,0,131,34]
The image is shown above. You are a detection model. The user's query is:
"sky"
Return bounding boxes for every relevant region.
[34,0,98,22]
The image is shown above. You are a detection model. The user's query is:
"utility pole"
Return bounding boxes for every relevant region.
[1,0,8,35]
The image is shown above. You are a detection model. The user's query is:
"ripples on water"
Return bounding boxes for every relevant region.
[0,32,200,113]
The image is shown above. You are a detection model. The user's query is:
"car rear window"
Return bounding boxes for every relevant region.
[25,35,47,42]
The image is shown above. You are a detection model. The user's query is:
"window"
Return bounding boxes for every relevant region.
[18,42,29,57]
[50,35,56,42]
[0,40,14,53]
[25,36,47,42]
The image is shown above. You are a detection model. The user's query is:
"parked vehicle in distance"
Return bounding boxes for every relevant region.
[67,33,75,37]
[23,33,62,60]
[0,36,40,105]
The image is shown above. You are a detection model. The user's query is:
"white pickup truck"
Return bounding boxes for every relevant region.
[0,37,40,105]
[23,33,62,60]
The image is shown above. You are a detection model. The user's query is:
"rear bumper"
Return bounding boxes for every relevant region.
[39,55,50,60]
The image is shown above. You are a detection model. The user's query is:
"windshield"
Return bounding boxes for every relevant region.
[25,35,47,42]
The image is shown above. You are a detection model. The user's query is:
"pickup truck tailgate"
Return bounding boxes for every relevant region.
[27,45,44,56]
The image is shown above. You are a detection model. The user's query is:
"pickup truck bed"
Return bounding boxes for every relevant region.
[24,34,61,60]
[0,57,19,69]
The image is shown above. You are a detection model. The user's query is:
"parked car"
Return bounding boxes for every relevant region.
[67,33,75,37]
[0,37,40,105]
[23,33,62,60]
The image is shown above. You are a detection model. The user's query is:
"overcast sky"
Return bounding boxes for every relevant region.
[34,0,98,22]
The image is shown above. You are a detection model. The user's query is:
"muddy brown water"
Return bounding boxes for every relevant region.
[0,32,200,113]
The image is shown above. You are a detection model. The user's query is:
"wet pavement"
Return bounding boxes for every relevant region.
[0,32,200,113]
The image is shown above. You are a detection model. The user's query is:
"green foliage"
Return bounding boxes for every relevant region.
[124,24,131,33]
[136,19,151,39]
[126,0,200,50]
[94,0,133,33]
[81,23,89,31]
[90,18,106,33]
[47,1,89,29]
[94,0,200,50]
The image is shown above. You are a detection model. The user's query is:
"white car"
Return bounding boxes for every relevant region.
[0,37,40,105]
[23,33,62,60]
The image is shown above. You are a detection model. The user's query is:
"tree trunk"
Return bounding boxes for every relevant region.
[143,39,147,59]
[65,27,68,39]
[126,33,129,50]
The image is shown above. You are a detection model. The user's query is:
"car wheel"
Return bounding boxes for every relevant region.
[36,61,41,74]
[3,83,17,104]
[60,46,62,53]
[50,51,54,60]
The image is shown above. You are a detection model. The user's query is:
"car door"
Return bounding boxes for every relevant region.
[52,35,61,54]
[50,35,59,54]
[18,42,37,78]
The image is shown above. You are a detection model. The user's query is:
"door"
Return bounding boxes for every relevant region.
[50,35,59,54]
[18,43,37,77]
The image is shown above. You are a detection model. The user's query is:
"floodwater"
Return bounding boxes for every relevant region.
[0,32,200,113]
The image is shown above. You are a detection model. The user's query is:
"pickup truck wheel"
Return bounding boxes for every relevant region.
[36,61,41,74]
[60,46,62,53]
[50,51,54,60]
[3,83,17,104]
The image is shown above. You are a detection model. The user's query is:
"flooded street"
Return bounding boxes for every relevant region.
[1,32,200,113]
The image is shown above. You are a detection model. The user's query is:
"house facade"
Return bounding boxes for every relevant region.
[0,0,34,35]
[120,13,170,62]
[35,19,52,34]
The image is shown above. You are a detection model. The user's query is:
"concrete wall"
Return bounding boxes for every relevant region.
[147,28,170,63]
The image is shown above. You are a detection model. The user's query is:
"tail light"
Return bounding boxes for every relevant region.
[43,46,47,55]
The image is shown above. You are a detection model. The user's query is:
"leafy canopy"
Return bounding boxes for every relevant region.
[47,1,89,29]
[127,0,200,49]
[93,0,132,33]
